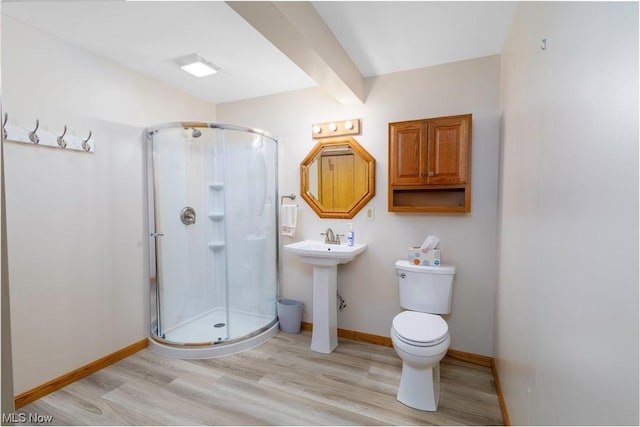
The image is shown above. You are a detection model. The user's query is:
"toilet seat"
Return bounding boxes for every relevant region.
[392,311,448,347]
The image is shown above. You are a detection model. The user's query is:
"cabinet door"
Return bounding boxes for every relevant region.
[389,120,426,185]
[426,115,470,185]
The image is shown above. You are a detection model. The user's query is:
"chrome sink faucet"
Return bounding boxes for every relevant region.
[321,227,342,245]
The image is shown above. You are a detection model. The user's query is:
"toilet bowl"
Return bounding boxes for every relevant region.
[391,310,450,411]
[391,260,455,411]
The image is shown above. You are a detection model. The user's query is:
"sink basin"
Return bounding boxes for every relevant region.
[284,240,367,354]
[284,240,367,266]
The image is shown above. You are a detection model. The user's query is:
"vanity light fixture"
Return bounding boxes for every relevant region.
[174,54,221,78]
[311,118,361,139]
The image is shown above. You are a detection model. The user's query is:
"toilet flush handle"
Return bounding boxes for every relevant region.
[397,272,406,278]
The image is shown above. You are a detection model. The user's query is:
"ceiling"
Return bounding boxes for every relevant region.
[2,1,518,105]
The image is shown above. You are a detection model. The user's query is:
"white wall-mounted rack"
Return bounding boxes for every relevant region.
[2,113,95,153]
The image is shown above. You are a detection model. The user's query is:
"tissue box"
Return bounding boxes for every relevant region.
[408,246,441,266]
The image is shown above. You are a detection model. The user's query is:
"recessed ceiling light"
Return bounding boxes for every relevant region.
[174,54,220,78]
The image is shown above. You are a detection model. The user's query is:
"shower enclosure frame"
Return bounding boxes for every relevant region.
[144,121,280,358]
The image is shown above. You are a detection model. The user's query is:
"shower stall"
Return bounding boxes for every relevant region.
[145,122,279,358]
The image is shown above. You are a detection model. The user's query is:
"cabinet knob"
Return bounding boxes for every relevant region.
[428,171,434,177]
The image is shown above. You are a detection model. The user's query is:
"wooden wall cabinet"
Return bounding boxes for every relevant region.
[389,114,471,213]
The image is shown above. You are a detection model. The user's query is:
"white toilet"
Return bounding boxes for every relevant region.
[391,260,456,411]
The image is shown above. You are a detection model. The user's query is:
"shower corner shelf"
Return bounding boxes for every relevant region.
[208,241,226,250]
[208,212,225,221]
[209,183,224,190]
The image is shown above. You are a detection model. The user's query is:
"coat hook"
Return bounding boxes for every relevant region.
[541,38,547,51]
[29,119,40,144]
[2,113,7,140]
[82,130,92,152]
[57,125,67,148]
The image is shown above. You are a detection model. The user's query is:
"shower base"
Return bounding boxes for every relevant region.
[149,308,279,359]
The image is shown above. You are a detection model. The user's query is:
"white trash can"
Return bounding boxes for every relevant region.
[277,299,303,333]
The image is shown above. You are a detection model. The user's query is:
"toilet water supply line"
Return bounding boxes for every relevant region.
[337,293,347,311]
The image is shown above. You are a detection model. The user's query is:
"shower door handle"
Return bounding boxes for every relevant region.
[180,207,196,225]
[150,232,164,237]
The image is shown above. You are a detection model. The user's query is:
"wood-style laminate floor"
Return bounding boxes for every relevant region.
[17,331,504,425]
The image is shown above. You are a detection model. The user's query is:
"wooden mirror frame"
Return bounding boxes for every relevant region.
[300,136,375,219]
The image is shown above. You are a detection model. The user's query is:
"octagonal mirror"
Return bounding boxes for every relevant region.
[300,137,375,219]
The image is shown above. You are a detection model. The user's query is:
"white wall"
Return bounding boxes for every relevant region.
[218,54,501,357]
[2,16,215,394]
[497,2,639,425]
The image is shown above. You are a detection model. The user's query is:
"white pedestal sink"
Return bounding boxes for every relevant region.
[284,240,367,354]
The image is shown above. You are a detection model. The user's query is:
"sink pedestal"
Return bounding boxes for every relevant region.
[283,240,367,354]
[310,264,338,353]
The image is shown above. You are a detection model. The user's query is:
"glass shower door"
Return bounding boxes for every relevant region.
[223,129,278,339]
[150,127,228,344]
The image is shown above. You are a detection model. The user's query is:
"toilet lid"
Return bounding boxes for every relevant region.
[392,311,448,345]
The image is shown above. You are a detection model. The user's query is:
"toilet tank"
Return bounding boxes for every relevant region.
[395,260,455,314]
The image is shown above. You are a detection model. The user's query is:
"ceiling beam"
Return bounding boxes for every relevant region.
[227,1,366,105]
